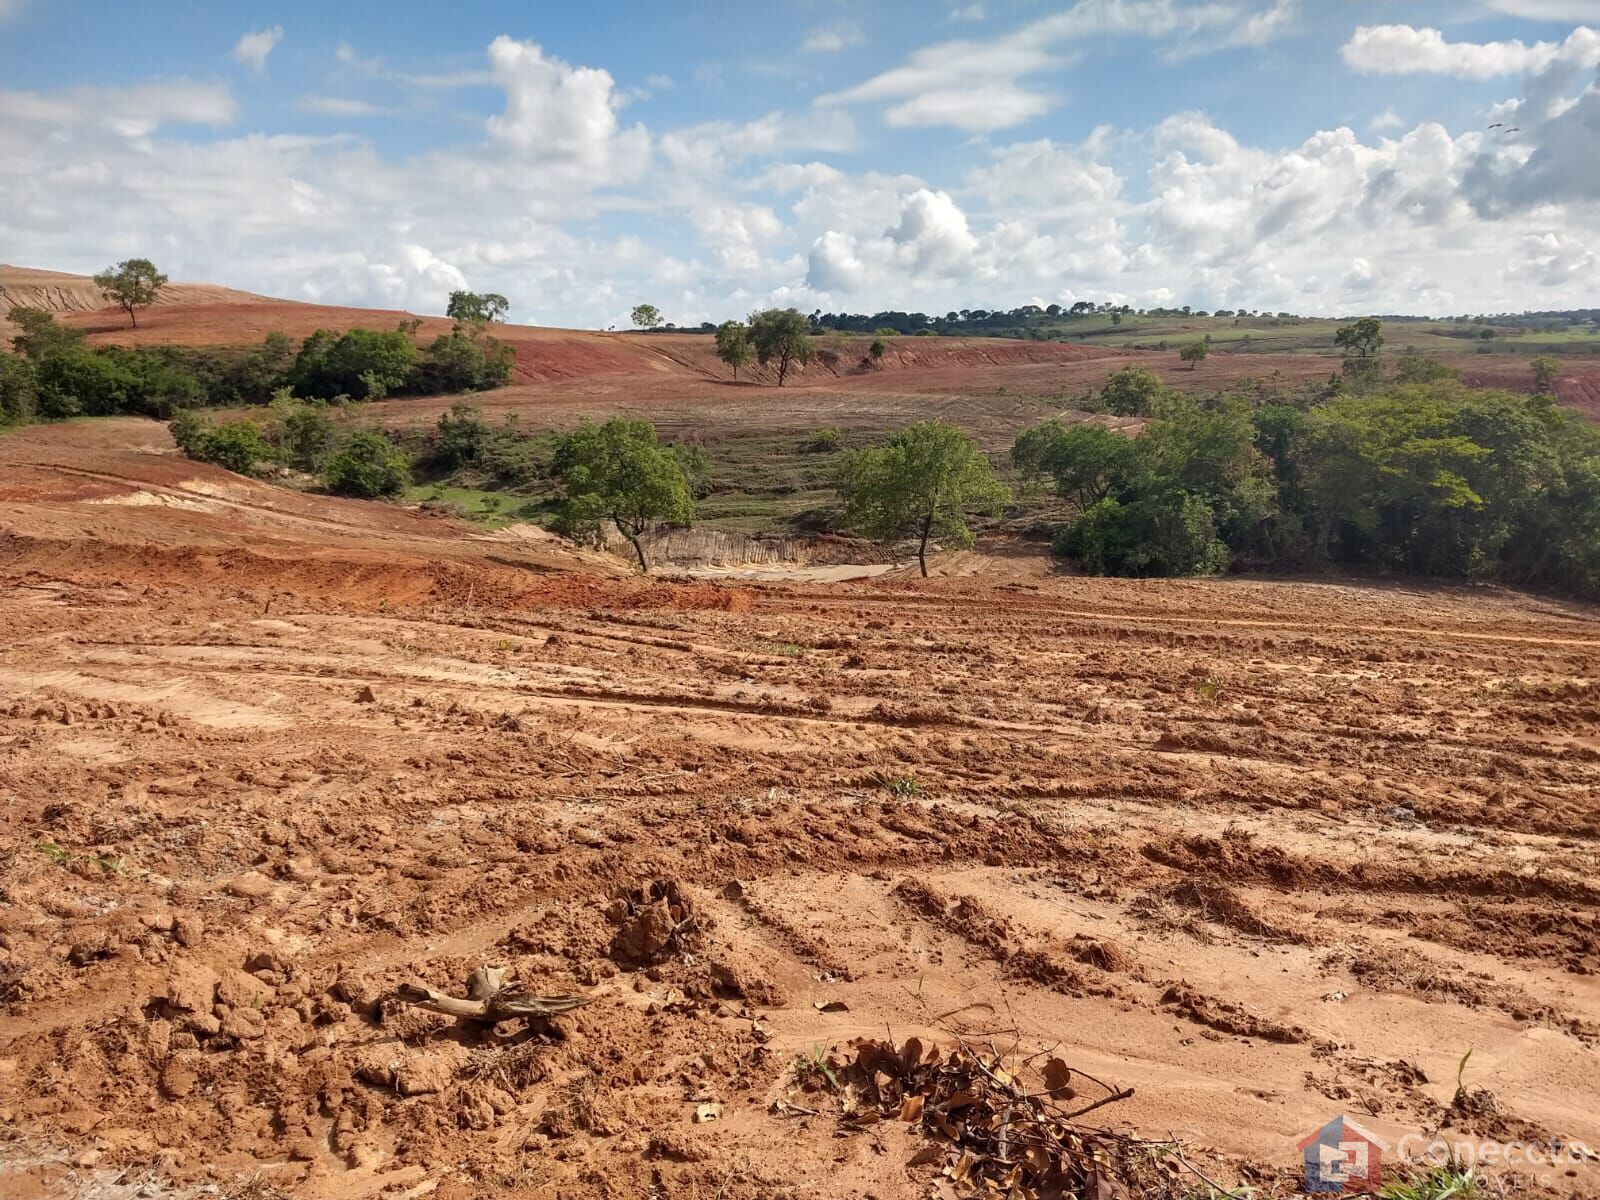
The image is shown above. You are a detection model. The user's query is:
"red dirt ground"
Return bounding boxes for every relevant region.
[3,289,1600,1200]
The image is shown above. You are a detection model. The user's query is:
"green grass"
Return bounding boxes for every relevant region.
[402,482,545,528]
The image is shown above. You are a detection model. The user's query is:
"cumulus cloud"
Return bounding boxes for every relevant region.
[232,27,283,74]
[1342,24,1600,79]
[484,36,649,176]
[7,24,1600,327]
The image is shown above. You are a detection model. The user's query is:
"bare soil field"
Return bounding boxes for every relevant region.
[4,414,1600,1199]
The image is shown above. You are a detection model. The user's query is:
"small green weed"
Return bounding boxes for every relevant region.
[870,772,922,798]
[37,841,70,865]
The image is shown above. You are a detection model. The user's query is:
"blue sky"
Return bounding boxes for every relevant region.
[2,1,1598,325]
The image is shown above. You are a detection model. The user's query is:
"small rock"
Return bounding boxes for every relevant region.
[355,685,377,704]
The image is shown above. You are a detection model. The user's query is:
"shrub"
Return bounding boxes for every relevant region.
[270,395,338,472]
[806,426,842,453]
[0,352,38,424]
[169,412,273,475]
[431,403,493,469]
[419,331,513,393]
[1100,365,1166,416]
[323,430,411,497]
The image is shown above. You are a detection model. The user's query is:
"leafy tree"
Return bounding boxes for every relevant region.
[431,403,492,469]
[0,352,38,424]
[1334,317,1384,358]
[323,430,411,497]
[1060,492,1229,577]
[749,308,816,386]
[293,328,417,400]
[8,307,84,359]
[869,337,887,365]
[1531,356,1561,393]
[169,412,274,474]
[631,304,663,331]
[446,291,509,324]
[1393,352,1460,385]
[1012,420,1140,510]
[268,394,337,472]
[837,420,1009,577]
[550,417,694,571]
[418,329,514,393]
[1179,340,1209,369]
[93,258,167,328]
[1100,365,1166,416]
[714,320,752,379]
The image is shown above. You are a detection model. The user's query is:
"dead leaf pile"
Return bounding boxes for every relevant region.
[824,1037,1149,1200]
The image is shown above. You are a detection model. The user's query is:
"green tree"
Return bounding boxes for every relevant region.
[749,308,816,386]
[1012,420,1140,510]
[0,352,38,424]
[8,307,85,359]
[550,417,694,571]
[1393,352,1460,385]
[1334,317,1384,358]
[869,337,887,366]
[269,394,338,472]
[1179,340,1209,369]
[631,304,663,331]
[431,403,492,469]
[1100,365,1166,416]
[418,329,513,393]
[446,291,509,324]
[1531,356,1561,393]
[169,412,273,475]
[93,258,167,328]
[292,328,417,400]
[714,320,752,379]
[323,430,411,498]
[837,420,1009,577]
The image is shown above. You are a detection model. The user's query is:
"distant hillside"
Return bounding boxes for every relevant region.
[0,264,270,314]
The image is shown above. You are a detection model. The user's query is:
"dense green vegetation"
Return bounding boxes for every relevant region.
[1015,350,1600,596]
[0,309,512,430]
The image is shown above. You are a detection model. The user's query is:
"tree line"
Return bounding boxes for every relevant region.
[0,309,512,428]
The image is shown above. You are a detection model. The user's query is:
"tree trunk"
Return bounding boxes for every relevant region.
[617,517,650,572]
[777,353,789,386]
[918,513,933,578]
[127,303,137,329]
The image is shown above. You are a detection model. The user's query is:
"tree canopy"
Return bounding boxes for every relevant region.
[1334,317,1384,358]
[749,308,815,386]
[837,420,1009,576]
[446,291,509,324]
[631,304,663,331]
[714,320,752,379]
[93,259,167,328]
[550,417,694,571]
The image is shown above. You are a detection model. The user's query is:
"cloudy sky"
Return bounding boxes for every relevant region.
[2,0,1597,327]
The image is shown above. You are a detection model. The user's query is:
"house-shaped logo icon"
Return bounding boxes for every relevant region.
[1299,1115,1388,1193]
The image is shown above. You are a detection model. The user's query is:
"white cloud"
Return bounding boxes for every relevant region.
[1369,108,1405,132]
[297,95,391,117]
[484,36,649,176]
[1483,1,1600,19]
[803,21,865,53]
[645,74,675,90]
[1342,24,1600,80]
[823,1,1290,131]
[949,4,986,21]
[232,26,283,74]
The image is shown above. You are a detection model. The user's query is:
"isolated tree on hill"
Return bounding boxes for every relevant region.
[1531,356,1561,394]
[837,420,1010,577]
[631,304,663,331]
[446,291,509,324]
[94,258,167,328]
[749,307,815,386]
[1179,340,1209,370]
[714,320,752,379]
[1334,317,1384,358]
[551,417,694,572]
